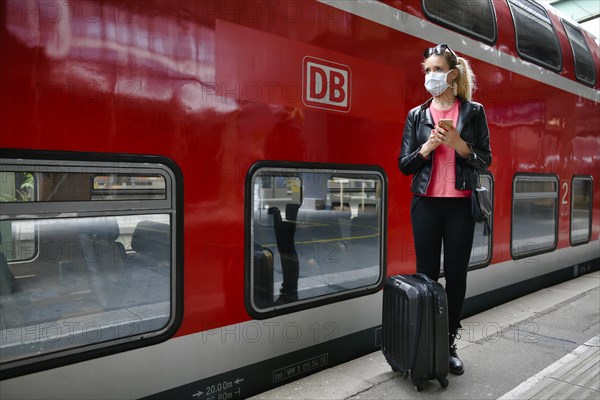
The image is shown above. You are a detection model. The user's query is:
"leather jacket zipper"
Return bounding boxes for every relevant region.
[424,151,434,194]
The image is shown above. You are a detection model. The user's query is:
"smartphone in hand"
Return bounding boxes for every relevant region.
[438,119,454,129]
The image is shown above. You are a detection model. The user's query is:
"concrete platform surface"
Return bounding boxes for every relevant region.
[250,271,600,400]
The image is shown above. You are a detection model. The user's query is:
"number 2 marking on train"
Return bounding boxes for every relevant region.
[561,181,569,205]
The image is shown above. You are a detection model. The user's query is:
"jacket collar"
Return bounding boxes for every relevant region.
[419,97,478,133]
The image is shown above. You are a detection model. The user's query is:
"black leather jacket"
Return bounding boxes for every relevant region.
[398,98,492,194]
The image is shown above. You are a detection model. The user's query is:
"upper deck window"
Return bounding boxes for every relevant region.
[508,0,562,72]
[422,0,497,44]
[562,20,596,86]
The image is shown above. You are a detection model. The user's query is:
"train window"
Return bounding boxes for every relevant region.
[507,0,562,72]
[247,163,385,315]
[0,157,178,372]
[422,0,497,44]
[511,174,559,259]
[439,172,494,274]
[570,176,593,245]
[562,21,596,86]
[470,172,494,267]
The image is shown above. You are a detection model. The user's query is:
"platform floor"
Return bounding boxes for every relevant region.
[499,336,599,399]
[250,271,600,400]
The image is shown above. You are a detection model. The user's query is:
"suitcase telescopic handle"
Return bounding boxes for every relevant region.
[414,272,435,284]
[414,273,445,314]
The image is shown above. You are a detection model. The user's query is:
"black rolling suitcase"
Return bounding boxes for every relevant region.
[381,273,449,391]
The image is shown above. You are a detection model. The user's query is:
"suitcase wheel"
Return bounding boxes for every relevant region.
[413,378,447,391]
[411,380,424,392]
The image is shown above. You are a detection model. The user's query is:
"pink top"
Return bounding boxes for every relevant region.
[425,100,471,198]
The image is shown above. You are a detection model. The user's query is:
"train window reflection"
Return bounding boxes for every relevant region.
[439,173,494,275]
[562,21,596,86]
[423,0,497,44]
[0,215,172,364]
[508,0,562,72]
[0,220,36,262]
[570,176,592,245]
[470,173,493,267]
[249,165,385,313]
[1,171,166,202]
[0,158,177,369]
[1,172,38,262]
[511,175,558,259]
[0,171,34,202]
[93,175,166,200]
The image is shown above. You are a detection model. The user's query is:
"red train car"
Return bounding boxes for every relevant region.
[1,1,598,398]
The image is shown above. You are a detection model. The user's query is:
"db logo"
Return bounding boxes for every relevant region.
[302,56,351,112]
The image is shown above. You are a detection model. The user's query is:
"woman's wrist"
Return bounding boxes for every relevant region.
[456,140,472,158]
[419,145,431,159]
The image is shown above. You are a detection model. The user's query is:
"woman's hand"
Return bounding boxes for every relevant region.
[434,121,472,158]
[419,130,444,158]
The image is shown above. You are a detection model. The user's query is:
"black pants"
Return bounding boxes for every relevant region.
[411,195,475,333]
[270,205,300,295]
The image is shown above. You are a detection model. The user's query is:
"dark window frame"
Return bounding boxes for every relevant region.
[422,0,498,45]
[507,0,563,73]
[469,171,495,270]
[245,161,387,320]
[511,173,559,260]
[438,170,495,279]
[0,149,183,380]
[561,20,596,86]
[570,175,593,246]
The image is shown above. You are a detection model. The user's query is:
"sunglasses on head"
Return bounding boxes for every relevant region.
[423,44,457,59]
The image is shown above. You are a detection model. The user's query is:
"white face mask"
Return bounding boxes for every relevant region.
[424,70,451,96]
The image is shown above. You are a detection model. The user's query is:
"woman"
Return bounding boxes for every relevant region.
[398,44,492,375]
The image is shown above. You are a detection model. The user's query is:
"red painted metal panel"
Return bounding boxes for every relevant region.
[1,0,598,336]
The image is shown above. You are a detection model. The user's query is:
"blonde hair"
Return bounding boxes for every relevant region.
[454,56,477,100]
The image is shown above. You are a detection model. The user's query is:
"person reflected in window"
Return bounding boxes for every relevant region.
[268,204,301,304]
[398,44,492,375]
